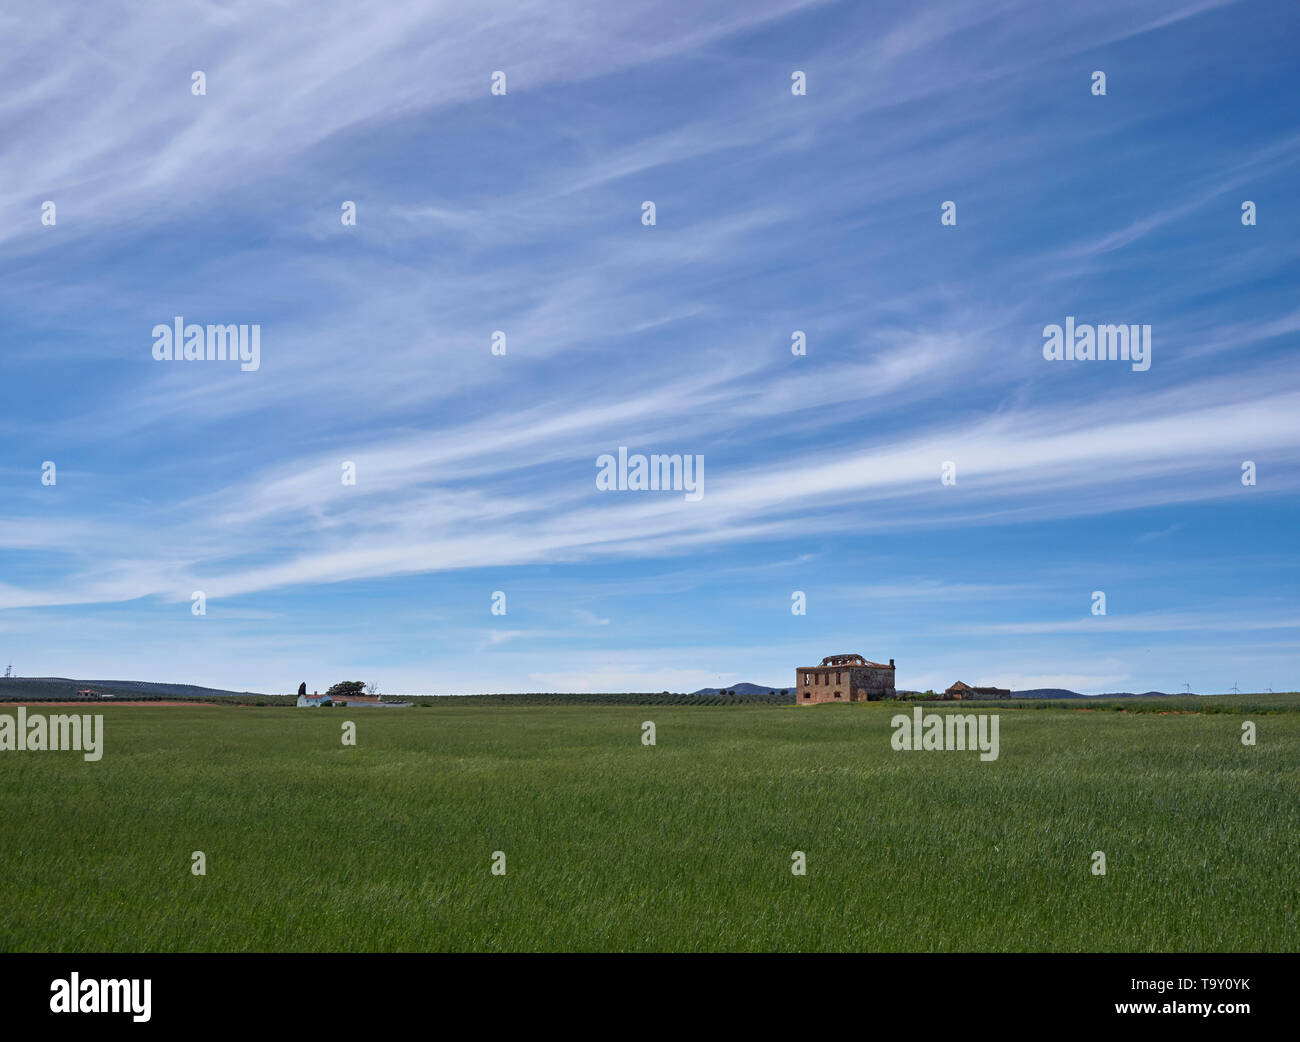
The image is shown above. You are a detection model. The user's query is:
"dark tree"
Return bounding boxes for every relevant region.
[325,681,366,700]
[297,682,307,697]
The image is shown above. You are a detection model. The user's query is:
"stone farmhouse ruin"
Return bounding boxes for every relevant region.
[795,654,895,703]
[795,656,1013,704]
[944,681,1012,701]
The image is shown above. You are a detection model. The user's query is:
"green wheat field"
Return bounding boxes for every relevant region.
[2,696,1297,952]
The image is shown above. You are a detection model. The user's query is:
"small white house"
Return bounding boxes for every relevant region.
[296,692,332,707]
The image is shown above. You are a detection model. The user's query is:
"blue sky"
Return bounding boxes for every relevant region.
[2,0,1298,695]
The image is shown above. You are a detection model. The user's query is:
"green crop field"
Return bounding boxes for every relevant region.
[1,696,1297,952]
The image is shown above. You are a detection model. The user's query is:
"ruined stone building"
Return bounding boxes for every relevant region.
[944,681,1011,700]
[796,654,895,703]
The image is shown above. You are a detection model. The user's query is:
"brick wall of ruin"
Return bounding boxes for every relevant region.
[849,665,895,700]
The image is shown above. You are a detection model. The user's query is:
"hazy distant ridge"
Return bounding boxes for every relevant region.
[0,677,1199,701]
[693,683,1196,699]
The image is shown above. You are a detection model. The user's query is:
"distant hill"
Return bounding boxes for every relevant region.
[690,684,1190,699]
[0,677,1199,704]
[690,682,788,696]
[692,686,1195,700]
[0,677,271,700]
[1012,689,1192,699]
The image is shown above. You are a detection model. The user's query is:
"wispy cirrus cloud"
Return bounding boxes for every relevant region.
[1,0,1296,694]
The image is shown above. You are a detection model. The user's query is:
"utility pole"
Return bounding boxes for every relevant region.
[3,663,11,679]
